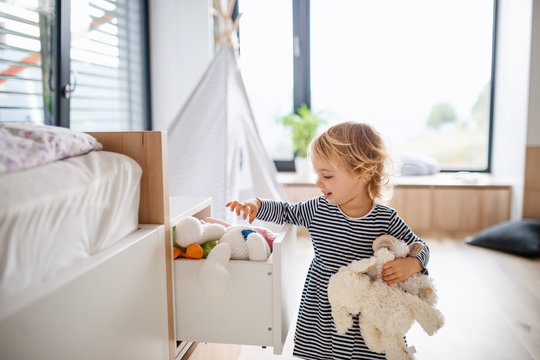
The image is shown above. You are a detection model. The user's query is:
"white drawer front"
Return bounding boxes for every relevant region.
[175,260,274,345]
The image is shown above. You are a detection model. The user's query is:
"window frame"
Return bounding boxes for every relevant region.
[55,0,70,128]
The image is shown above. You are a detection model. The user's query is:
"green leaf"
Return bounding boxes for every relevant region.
[276,103,328,157]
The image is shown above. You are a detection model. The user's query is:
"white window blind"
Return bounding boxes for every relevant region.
[69,0,147,130]
[0,0,52,124]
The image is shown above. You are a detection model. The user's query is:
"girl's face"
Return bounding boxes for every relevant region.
[311,154,372,216]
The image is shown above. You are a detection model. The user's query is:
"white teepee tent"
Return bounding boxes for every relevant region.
[167,25,286,222]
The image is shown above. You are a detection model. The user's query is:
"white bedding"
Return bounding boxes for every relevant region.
[0,151,142,301]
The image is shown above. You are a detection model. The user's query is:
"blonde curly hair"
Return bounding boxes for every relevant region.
[309,121,395,203]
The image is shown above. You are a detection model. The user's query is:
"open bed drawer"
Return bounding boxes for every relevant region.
[170,197,296,355]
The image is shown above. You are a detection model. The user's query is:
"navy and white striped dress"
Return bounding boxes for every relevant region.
[256,196,430,360]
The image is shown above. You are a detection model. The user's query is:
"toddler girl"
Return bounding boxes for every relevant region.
[227,121,429,359]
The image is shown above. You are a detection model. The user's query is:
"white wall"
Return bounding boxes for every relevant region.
[491,0,534,219]
[149,0,214,131]
[527,0,540,146]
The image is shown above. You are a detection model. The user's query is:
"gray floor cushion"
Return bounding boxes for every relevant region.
[466,219,540,258]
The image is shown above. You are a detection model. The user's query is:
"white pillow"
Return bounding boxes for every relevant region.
[0,123,102,175]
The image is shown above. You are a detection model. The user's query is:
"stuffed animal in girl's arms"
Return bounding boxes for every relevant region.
[174,216,275,298]
[328,265,444,360]
[358,235,437,305]
[327,235,444,360]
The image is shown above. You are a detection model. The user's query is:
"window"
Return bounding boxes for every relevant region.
[239,0,497,172]
[0,0,150,130]
[237,0,294,159]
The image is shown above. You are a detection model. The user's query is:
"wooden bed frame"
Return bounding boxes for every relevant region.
[0,131,175,360]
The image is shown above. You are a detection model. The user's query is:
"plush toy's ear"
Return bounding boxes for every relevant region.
[204,217,231,228]
[201,223,226,242]
[373,235,398,252]
[198,243,231,298]
[361,264,374,274]
[348,258,376,274]
[175,217,203,247]
[408,242,424,257]
[246,233,270,261]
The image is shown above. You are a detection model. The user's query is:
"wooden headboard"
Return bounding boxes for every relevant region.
[87,131,175,358]
[87,131,170,225]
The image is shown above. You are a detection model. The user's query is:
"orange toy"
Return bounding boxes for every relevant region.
[174,243,204,259]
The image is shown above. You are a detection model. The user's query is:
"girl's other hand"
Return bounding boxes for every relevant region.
[381,257,423,285]
[225,199,260,224]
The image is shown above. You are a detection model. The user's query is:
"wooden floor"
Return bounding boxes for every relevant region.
[186,232,540,360]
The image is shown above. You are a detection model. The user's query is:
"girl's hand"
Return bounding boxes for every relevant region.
[382,257,423,285]
[225,199,260,224]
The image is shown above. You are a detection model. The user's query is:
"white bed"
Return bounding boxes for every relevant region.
[0,128,173,360]
[0,150,141,301]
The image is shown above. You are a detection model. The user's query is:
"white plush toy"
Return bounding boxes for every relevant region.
[198,224,271,298]
[175,216,272,299]
[174,216,227,255]
[327,235,444,360]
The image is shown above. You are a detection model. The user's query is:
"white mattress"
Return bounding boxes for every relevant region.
[0,151,142,301]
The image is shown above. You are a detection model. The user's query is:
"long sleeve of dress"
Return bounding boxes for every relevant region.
[387,210,430,274]
[256,197,320,229]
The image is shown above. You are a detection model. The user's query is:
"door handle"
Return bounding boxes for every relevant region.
[62,70,78,99]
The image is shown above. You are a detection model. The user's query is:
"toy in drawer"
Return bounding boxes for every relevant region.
[174,223,297,355]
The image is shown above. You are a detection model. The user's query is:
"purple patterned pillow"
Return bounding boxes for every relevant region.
[0,123,103,175]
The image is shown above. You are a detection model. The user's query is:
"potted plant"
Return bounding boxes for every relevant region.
[277,103,327,178]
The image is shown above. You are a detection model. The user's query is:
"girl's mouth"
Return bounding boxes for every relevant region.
[323,192,332,198]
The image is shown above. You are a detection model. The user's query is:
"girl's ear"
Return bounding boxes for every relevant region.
[353,170,369,184]
[354,166,373,183]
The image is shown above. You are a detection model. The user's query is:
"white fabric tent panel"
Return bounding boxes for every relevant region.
[168,46,286,222]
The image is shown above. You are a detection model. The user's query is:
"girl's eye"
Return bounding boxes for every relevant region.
[324,176,333,179]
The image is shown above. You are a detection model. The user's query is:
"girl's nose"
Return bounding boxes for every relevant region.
[315,177,323,188]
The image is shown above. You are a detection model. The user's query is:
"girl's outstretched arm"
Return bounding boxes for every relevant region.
[229,197,320,228]
[226,198,261,223]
